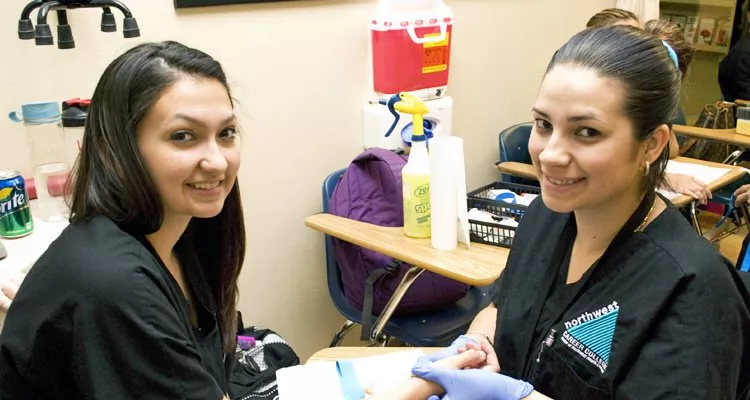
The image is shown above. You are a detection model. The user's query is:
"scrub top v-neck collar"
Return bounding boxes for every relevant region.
[519,190,656,379]
[133,233,230,390]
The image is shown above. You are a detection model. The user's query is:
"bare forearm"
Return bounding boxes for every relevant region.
[466,304,497,339]
[366,377,442,400]
[369,376,554,400]
[525,391,553,400]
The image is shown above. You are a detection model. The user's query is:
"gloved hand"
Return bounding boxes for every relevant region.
[413,361,534,400]
[415,335,477,365]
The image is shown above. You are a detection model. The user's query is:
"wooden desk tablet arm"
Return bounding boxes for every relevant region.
[494,162,538,181]
[304,214,508,345]
[671,124,745,163]
[671,124,736,137]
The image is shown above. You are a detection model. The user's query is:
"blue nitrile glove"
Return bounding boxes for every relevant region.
[413,364,534,400]
[415,335,478,365]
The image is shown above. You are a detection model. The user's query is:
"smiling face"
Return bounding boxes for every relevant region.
[528,65,648,214]
[136,77,240,221]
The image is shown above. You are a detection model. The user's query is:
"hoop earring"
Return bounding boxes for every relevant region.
[643,161,650,176]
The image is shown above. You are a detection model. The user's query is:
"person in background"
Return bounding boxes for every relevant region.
[0,41,245,400]
[586,8,640,28]
[369,25,750,400]
[732,1,750,207]
[644,18,713,204]
[735,182,750,206]
[720,0,750,102]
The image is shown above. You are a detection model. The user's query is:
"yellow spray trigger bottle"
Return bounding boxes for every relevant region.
[395,92,431,238]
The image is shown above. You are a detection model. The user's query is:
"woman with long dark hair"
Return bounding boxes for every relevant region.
[0,41,245,400]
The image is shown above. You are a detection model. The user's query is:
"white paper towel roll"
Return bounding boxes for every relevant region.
[429,136,466,250]
[452,139,470,249]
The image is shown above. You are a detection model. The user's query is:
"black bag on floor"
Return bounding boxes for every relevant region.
[229,313,300,400]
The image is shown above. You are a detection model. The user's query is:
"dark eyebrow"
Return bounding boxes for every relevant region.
[531,107,549,118]
[531,108,601,123]
[568,113,601,123]
[171,113,236,127]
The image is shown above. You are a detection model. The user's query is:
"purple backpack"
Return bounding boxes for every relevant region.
[330,148,469,334]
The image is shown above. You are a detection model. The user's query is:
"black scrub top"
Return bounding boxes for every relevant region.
[493,197,750,399]
[0,215,231,399]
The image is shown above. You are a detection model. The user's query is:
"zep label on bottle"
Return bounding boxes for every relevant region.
[403,174,431,238]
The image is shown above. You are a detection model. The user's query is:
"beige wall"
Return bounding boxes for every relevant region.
[660,1,736,123]
[682,52,726,123]
[0,0,613,360]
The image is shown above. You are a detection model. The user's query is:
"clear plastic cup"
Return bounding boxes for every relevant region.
[9,101,70,221]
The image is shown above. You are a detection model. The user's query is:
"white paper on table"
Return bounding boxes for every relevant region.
[517,193,538,206]
[657,160,737,199]
[664,160,733,182]
[276,349,423,400]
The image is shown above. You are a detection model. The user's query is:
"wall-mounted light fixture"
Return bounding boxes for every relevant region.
[18,0,140,50]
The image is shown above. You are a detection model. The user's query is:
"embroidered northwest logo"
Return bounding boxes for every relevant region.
[560,301,619,373]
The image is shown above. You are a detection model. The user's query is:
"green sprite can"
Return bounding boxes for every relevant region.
[0,170,34,238]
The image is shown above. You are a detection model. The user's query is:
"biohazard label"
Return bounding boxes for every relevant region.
[422,32,449,74]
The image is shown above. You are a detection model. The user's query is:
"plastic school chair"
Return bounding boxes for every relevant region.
[735,232,750,272]
[673,106,750,235]
[670,107,750,235]
[699,130,750,231]
[321,168,493,347]
[735,238,750,304]
[497,122,538,186]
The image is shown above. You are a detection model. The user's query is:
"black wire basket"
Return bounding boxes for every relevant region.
[466,181,541,248]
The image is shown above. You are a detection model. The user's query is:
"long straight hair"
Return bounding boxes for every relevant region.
[69,41,245,353]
